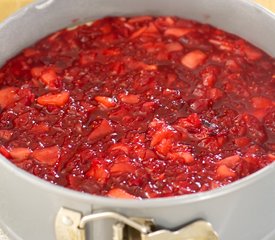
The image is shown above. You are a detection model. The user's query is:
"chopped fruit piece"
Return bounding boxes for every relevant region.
[40,69,57,86]
[251,97,273,109]
[218,155,240,168]
[252,109,267,121]
[107,188,139,199]
[31,67,58,87]
[150,127,176,147]
[0,87,18,109]
[190,99,210,113]
[31,67,44,77]
[168,151,194,163]
[181,50,207,69]
[23,48,40,57]
[103,48,121,56]
[10,148,32,161]
[95,96,116,108]
[234,137,250,148]
[268,153,275,161]
[201,66,218,87]
[141,42,164,53]
[0,16,274,199]
[120,94,140,104]
[132,62,158,71]
[208,39,233,51]
[143,64,157,71]
[86,162,109,184]
[0,130,13,141]
[217,165,236,179]
[37,92,69,107]
[207,88,223,101]
[165,42,183,52]
[88,119,114,142]
[155,17,175,27]
[164,28,192,37]
[225,59,240,72]
[175,113,201,130]
[30,123,49,134]
[128,16,153,23]
[0,146,10,158]
[167,73,177,85]
[109,143,129,154]
[130,26,147,39]
[145,22,159,33]
[110,162,136,173]
[243,46,263,61]
[164,17,175,25]
[155,138,173,156]
[32,146,60,165]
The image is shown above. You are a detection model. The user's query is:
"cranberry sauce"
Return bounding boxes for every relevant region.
[0,16,274,199]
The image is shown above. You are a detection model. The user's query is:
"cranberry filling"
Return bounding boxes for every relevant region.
[0,16,274,199]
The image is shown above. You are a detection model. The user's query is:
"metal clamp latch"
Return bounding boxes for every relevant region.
[55,207,219,240]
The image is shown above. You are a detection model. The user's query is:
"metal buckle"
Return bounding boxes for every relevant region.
[55,207,219,240]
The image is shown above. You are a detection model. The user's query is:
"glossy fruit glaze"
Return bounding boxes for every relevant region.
[0,16,274,199]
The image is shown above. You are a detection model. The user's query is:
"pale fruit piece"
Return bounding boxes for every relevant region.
[181,50,207,69]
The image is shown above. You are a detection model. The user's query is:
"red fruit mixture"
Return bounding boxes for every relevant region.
[0,16,274,199]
